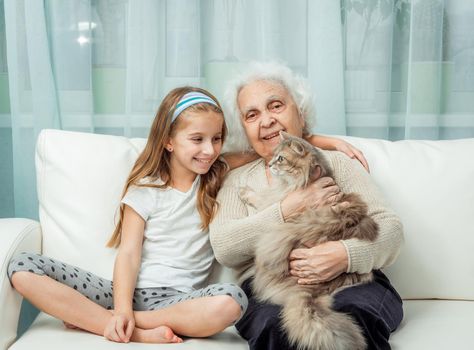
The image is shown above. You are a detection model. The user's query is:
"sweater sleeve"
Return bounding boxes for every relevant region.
[209,172,285,269]
[329,152,404,273]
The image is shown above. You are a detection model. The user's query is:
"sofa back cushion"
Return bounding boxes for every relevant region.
[36,129,474,299]
[341,136,474,300]
[35,129,143,279]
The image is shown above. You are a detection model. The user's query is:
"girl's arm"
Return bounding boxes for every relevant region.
[305,134,370,172]
[221,135,369,171]
[221,151,260,170]
[106,205,144,343]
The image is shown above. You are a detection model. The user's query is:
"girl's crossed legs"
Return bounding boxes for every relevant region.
[7,252,248,343]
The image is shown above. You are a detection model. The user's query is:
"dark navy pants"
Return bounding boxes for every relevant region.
[235,270,403,350]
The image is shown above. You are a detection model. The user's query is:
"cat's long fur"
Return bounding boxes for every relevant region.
[240,132,379,350]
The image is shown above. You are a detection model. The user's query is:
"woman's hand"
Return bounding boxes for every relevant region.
[104,312,135,343]
[281,177,343,219]
[305,134,370,172]
[288,241,348,284]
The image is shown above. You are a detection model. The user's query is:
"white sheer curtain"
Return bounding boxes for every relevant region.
[2,0,474,224]
[342,0,474,139]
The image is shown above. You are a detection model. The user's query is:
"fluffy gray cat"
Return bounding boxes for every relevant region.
[239,132,379,350]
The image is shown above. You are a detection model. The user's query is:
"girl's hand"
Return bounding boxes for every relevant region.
[222,151,260,170]
[333,139,370,173]
[288,241,348,284]
[305,134,370,172]
[104,312,135,343]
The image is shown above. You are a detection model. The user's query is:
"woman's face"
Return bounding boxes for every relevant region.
[237,80,305,162]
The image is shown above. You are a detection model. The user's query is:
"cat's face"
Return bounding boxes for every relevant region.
[268,132,330,187]
[268,133,316,182]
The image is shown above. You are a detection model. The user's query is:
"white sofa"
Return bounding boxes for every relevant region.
[1,129,473,350]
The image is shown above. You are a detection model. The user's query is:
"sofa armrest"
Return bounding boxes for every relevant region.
[0,218,42,350]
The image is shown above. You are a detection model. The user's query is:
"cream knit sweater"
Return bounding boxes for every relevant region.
[209,151,404,284]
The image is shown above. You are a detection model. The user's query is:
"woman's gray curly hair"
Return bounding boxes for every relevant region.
[222,61,316,153]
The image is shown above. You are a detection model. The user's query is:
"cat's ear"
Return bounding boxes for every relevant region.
[294,143,305,156]
[279,130,290,140]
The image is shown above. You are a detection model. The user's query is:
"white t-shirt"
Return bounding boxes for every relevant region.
[121,176,214,292]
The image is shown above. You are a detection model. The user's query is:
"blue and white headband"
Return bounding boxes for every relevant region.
[171,92,219,123]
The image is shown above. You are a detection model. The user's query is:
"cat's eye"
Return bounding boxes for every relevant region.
[277,155,284,163]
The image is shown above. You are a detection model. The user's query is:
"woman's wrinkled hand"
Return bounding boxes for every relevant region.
[281,177,344,219]
[303,177,343,210]
[334,140,370,173]
[288,241,348,284]
[104,312,135,343]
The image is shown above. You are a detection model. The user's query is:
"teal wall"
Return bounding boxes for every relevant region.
[0,73,13,218]
[0,128,13,218]
[0,73,10,113]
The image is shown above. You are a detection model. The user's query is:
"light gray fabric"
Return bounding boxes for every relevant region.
[8,252,247,321]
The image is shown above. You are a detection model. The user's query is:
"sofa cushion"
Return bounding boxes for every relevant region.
[341,136,474,300]
[390,300,474,349]
[12,301,474,350]
[10,313,248,350]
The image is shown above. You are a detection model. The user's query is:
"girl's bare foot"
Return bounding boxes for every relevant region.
[63,311,181,344]
[133,325,183,344]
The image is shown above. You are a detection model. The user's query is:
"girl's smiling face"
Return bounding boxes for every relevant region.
[167,109,224,178]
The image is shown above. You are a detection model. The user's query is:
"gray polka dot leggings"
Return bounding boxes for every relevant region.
[8,252,248,322]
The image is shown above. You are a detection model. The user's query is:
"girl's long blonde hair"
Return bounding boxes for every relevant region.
[107,87,228,248]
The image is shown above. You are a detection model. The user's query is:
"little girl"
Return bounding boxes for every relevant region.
[8,86,368,344]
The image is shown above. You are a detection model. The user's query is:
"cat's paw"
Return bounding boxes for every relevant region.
[331,201,351,214]
[239,186,258,208]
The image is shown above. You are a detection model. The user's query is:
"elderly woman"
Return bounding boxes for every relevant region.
[209,62,403,350]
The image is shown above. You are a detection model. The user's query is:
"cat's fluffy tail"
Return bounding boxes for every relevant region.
[281,292,366,350]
